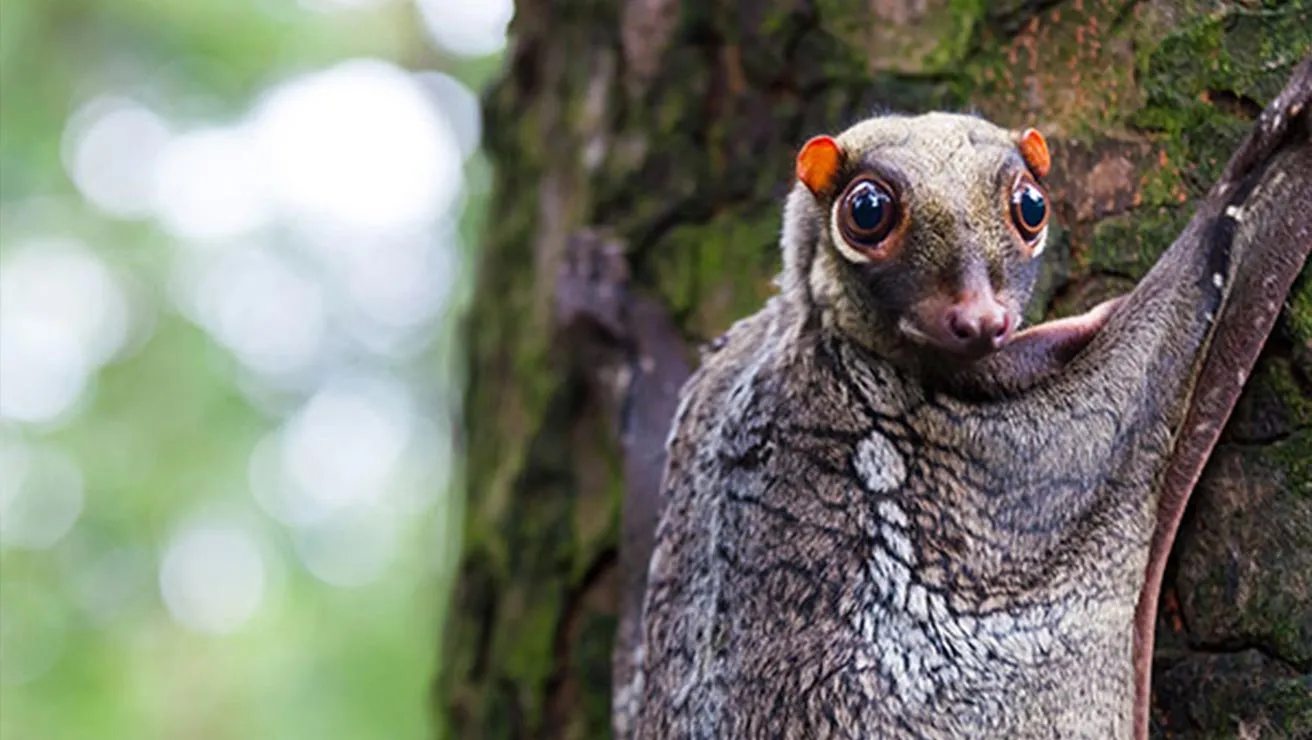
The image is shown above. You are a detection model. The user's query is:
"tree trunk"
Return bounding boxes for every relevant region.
[443,2,1312,738]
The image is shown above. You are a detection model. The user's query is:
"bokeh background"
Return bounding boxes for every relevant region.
[0,1,508,738]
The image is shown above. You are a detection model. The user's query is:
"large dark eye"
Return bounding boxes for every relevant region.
[839,179,898,249]
[1010,179,1048,241]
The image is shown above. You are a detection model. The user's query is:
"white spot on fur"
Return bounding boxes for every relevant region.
[612,645,646,737]
[877,499,910,528]
[906,584,929,621]
[1225,204,1244,222]
[866,547,912,613]
[1212,272,1224,289]
[646,545,663,580]
[883,525,915,564]
[855,433,907,492]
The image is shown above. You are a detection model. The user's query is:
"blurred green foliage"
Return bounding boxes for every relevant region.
[0,0,500,738]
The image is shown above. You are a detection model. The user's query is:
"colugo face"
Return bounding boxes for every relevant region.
[796,113,1052,359]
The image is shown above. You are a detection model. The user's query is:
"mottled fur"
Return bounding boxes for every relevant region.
[621,106,1312,739]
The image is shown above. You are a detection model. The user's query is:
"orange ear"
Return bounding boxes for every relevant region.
[1018,128,1050,178]
[796,135,843,196]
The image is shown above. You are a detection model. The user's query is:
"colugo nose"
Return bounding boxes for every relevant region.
[946,293,1011,347]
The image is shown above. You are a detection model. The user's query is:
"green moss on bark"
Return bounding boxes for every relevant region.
[1286,268,1312,348]
[1155,649,1312,739]
[815,0,982,76]
[1260,674,1312,736]
[1085,206,1192,279]
[646,204,783,339]
[1134,1,1312,204]
[1178,431,1312,671]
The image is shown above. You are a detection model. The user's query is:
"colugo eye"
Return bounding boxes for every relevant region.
[1011,178,1049,241]
[838,178,898,250]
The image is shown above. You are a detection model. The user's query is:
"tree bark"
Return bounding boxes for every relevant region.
[443,2,1312,738]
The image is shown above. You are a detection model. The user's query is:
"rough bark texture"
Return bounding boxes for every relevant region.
[443,2,1312,739]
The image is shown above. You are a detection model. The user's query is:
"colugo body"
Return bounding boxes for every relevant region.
[621,108,1312,739]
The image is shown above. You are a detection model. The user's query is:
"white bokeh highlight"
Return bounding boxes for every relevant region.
[63,96,172,220]
[179,244,328,378]
[150,60,478,377]
[153,127,274,242]
[416,0,514,57]
[36,51,472,639]
[340,227,460,332]
[0,239,131,424]
[293,501,398,587]
[416,71,482,158]
[159,521,267,635]
[250,59,464,231]
[250,375,413,526]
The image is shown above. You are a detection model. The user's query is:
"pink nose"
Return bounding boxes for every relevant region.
[946,295,1011,348]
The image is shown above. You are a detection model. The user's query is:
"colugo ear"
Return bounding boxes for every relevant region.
[1016,127,1051,178]
[796,135,844,197]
